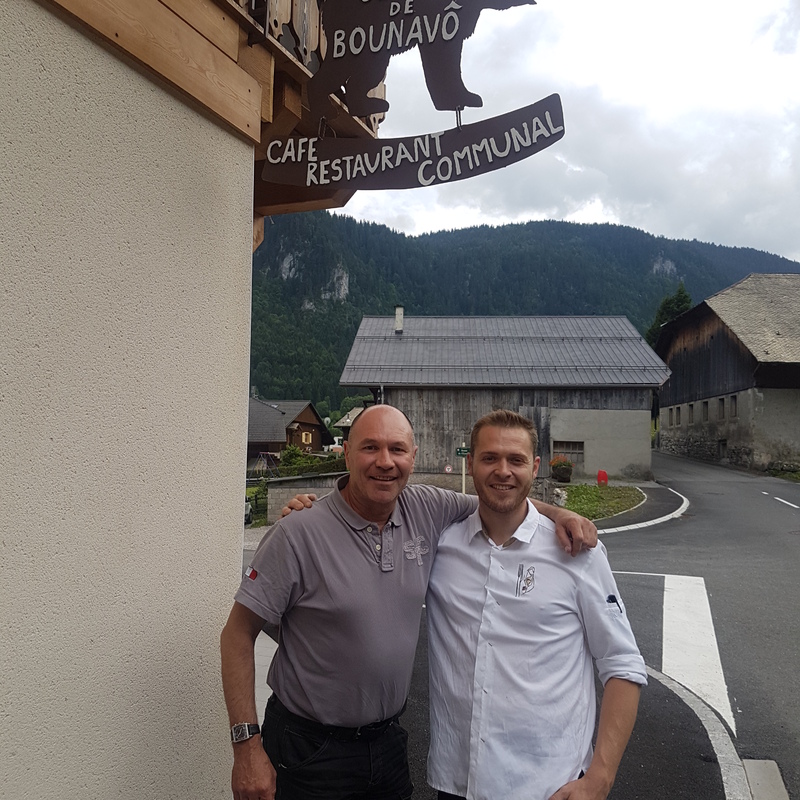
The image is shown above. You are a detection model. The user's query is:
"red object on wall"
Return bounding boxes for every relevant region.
[597,470,608,486]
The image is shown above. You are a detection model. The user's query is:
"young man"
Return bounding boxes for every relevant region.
[427,410,646,800]
[220,405,597,800]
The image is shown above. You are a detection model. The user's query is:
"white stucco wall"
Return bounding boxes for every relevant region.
[750,388,800,467]
[550,408,653,477]
[1,3,253,798]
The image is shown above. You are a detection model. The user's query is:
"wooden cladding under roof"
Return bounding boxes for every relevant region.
[46,0,380,220]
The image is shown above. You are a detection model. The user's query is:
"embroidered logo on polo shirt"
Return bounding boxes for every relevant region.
[515,564,535,597]
[403,536,429,566]
[245,566,258,580]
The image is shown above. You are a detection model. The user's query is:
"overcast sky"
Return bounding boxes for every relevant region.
[331,0,800,262]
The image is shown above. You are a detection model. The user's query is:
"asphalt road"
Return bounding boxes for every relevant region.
[609,452,800,800]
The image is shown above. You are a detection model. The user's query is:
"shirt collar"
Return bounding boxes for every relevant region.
[469,499,541,545]
[331,474,404,530]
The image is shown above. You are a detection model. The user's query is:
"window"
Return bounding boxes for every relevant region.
[718,398,725,419]
[301,431,312,445]
[730,395,738,418]
[668,408,674,427]
[552,440,584,472]
[676,406,681,425]
[688,403,694,424]
[702,401,709,422]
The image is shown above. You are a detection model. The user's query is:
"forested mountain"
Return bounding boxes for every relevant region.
[250,211,800,407]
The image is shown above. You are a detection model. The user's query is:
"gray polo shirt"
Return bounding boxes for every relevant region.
[235,477,475,727]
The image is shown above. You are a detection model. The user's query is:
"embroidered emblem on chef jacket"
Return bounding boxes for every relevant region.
[516,564,535,596]
[403,536,430,566]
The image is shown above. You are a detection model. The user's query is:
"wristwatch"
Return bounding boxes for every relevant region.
[230,722,261,743]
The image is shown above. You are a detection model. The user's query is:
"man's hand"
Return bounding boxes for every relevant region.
[532,501,598,556]
[548,771,610,800]
[232,737,277,800]
[280,493,317,517]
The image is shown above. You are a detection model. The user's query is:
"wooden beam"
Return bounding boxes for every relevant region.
[159,0,239,60]
[254,187,355,216]
[255,74,301,156]
[253,214,265,252]
[237,28,275,123]
[253,162,355,214]
[209,0,265,36]
[49,0,262,142]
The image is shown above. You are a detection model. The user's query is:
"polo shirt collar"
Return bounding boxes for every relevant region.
[331,475,404,530]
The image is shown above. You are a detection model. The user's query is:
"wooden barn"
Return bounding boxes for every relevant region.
[248,398,333,462]
[655,273,800,469]
[341,310,670,478]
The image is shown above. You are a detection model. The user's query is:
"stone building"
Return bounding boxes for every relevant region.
[655,273,800,469]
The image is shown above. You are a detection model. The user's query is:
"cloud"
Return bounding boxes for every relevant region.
[333,0,800,262]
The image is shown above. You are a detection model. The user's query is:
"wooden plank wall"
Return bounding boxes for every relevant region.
[45,0,380,216]
[49,0,263,141]
[660,314,757,405]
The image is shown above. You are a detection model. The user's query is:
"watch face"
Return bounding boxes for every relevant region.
[231,725,248,742]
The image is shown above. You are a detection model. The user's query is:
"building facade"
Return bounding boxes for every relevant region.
[656,274,800,469]
[341,312,670,478]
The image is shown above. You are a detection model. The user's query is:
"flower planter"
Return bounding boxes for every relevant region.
[551,466,572,483]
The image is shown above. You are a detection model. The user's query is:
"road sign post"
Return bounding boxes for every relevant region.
[457,442,469,494]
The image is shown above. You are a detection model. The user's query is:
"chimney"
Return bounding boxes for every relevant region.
[394,305,404,335]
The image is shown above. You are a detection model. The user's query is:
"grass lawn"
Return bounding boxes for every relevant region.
[767,469,800,483]
[564,484,645,521]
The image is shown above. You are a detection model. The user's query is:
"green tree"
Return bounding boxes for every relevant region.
[645,283,692,346]
[280,444,308,468]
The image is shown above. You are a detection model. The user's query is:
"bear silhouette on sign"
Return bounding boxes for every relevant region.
[307,0,537,122]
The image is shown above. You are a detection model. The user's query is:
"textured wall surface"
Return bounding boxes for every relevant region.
[1,3,253,797]
[550,408,653,477]
[660,388,800,468]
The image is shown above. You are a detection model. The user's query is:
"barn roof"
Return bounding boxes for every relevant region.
[704,273,800,363]
[341,316,669,388]
[248,398,317,442]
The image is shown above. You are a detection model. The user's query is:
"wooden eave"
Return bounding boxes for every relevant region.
[44,0,379,222]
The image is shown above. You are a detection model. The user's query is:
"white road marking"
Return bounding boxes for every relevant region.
[743,760,791,800]
[647,667,750,800]
[662,574,736,734]
[599,487,689,534]
[774,497,799,509]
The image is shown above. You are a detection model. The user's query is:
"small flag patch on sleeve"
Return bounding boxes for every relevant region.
[245,566,258,580]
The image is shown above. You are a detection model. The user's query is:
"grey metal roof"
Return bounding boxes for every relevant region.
[705,273,800,363]
[248,398,312,442]
[341,316,670,388]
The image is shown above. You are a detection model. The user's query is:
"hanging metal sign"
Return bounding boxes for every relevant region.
[262,95,563,190]
[263,0,563,191]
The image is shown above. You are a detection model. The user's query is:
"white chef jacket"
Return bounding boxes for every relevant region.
[426,501,647,800]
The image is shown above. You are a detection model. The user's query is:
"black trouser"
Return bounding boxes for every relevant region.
[263,694,414,800]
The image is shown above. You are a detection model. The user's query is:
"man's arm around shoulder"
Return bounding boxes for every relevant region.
[549,677,641,800]
[531,499,598,556]
[220,601,276,800]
